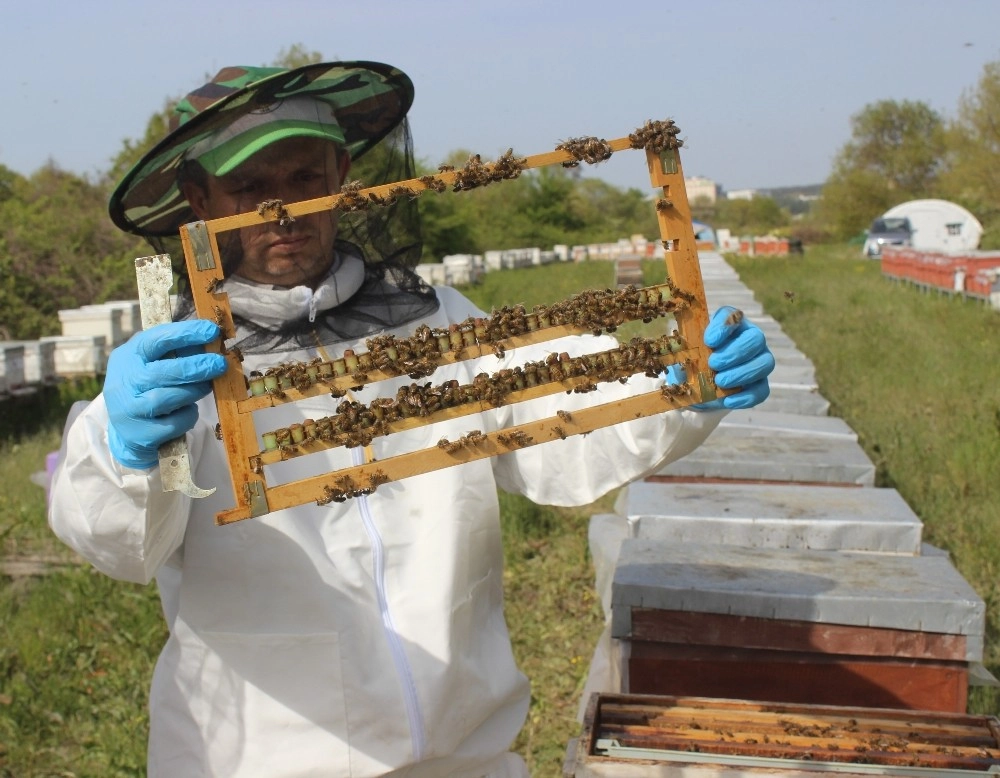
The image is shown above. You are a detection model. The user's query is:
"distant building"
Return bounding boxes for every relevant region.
[684,176,718,205]
[727,188,757,201]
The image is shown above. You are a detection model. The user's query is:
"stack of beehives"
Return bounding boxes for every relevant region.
[581,251,990,721]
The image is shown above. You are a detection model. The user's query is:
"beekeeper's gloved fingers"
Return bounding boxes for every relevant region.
[700,306,774,410]
[664,307,775,411]
[104,320,227,469]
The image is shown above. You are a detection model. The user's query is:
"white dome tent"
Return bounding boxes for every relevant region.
[875,199,983,254]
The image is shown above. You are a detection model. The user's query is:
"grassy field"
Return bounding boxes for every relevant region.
[1,249,998,777]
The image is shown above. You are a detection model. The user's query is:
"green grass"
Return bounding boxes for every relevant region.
[2,251,998,776]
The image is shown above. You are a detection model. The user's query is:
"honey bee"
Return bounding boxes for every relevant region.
[725,309,745,327]
[367,470,390,489]
[206,277,224,294]
[784,290,796,303]
[256,198,285,216]
[497,430,532,448]
[552,425,567,441]
[437,437,464,454]
[462,430,487,447]
[315,486,343,506]
[214,423,223,441]
[557,409,573,422]
[418,175,448,193]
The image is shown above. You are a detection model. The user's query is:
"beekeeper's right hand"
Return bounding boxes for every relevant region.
[104,320,227,470]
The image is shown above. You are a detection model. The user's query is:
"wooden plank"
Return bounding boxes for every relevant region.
[581,694,1000,771]
[598,725,1000,771]
[626,643,968,712]
[600,704,997,746]
[629,608,969,661]
[216,383,699,524]
[206,137,641,234]
[595,694,995,731]
[180,224,269,517]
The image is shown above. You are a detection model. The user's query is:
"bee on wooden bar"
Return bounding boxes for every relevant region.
[497,430,532,448]
[555,136,613,165]
[335,180,369,212]
[628,119,683,153]
[462,430,487,447]
[418,175,448,193]
[256,198,295,226]
[489,149,527,181]
[437,437,464,453]
[368,471,390,489]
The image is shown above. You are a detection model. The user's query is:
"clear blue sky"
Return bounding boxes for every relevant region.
[2,0,998,194]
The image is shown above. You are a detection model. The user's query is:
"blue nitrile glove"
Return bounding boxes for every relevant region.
[664,306,775,411]
[104,320,227,469]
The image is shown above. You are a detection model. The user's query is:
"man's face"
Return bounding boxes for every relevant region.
[183,136,351,288]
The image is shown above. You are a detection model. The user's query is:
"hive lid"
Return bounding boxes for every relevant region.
[623,481,923,554]
[611,539,985,650]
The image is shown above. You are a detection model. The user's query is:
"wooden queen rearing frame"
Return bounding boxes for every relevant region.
[147,119,730,525]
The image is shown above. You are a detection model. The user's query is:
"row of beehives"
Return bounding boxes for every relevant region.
[5,233,675,391]
[881,246,1000,309]
[414,235,669,286]
[572,251,991,769]
[0,300,142,394]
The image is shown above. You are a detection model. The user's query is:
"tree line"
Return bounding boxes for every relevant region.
[2,49,998,340]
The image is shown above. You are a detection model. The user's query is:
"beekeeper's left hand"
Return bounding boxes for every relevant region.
[664,306,774,410]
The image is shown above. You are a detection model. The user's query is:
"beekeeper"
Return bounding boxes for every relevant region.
[49,61,774,778]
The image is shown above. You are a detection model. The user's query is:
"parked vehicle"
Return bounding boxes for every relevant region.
[863,217,912,258]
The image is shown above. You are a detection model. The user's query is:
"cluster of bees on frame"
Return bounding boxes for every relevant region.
[258,330,691,463]
[557,118,683,168]
[315,470,391,505]
[245,282,690,402]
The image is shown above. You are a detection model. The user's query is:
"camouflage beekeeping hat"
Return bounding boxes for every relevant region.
[109,61,414,238]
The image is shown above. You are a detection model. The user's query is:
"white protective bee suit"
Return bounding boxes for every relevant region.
[49,262,723,778]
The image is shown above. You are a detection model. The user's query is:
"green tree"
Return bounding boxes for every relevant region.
[817,100,946,239]
[0,164,145,339]
[940,61,1000,247]
[711,196,788,236]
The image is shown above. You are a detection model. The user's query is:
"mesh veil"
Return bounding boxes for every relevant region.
[151,118,439,354]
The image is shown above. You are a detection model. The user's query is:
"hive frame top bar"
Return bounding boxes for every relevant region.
[171,122,722,524]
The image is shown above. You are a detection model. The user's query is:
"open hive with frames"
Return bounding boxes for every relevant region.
[142,119,732,525]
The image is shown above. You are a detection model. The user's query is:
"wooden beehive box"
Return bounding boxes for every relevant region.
[565,693,1000,778]
[611,540,986,713]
